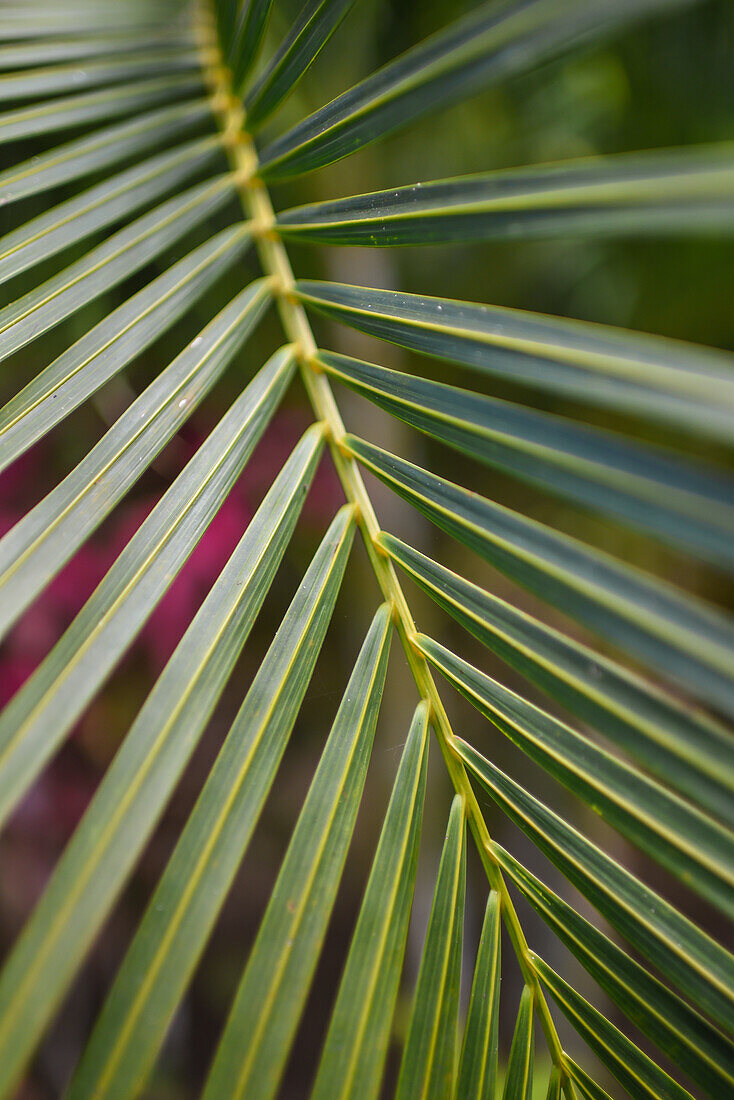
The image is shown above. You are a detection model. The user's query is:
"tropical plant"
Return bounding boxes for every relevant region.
[0,0,732,1096]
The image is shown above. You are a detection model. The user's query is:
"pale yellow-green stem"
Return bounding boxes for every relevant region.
[195,5,576,1094]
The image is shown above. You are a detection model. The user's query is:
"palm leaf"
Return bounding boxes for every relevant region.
[68,506,355,1100]
[296,281,734,440]
[310,701,430,1100]
[0,419,320,1097]
[0,0,731,1097]
[395,794,466,1100]
[201,598,389,1100]
[502,986,535,1100]
[456,890,501,1100]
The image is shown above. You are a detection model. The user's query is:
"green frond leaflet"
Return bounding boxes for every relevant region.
[310,701,430,1100]
[0,418,324,1098]
[279,146,734,244]
[533,955,694,1100]
[295,281,734,441]
[0,99,213,205]
[379,534,734,826]
[494,843,734,1096]
[244,0,358,130]
[0,277,270,640]
[395,794,465,1100]
[0,73,203,146]
[0,48,201,104]
[457,740,734,1031]
[0,174,237,366]
[0,345,292,829]
[259,0,702,178]
[346,437,734,718]
[0,226,251,473]
[457,891,501,1100]
[228,0,275,90]
[317,349,734,567]
[502,986,534,1100]
[202,600,390,1100]
[419,635,734,917]
[0,135,224,285]
[68,505,355,1100]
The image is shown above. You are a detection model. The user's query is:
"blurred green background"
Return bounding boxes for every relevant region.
[1,1,732,1095]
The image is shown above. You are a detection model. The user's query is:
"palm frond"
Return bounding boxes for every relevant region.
[0,0,731,1096]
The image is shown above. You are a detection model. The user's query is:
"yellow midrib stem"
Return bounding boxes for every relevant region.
[196,5,576,1094]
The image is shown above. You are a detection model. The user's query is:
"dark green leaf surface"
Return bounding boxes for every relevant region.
[534,955,693,1100]
[456,891,501,1100]
[0,134,224,285]
[0,226,252,473]
[395,794,465,1100]
[345,438,734,718]
[244,0,357,129]
[318,350,734,566]
[419,635,734,918]
[279,145,734,244]
[0,33,194,71]
[0,277,269,641]
[566,1058,614,1100]
[458,740,734,1031]
[0,346,293,831]
[0,99,213,205]
[502,987,534,1100]
[0,1,182,39]
[0,48,200,103]
[230,0,274,89]
[0,73,202,146]
[0,174,236,366]
[0,404,318,1100]
[311,701,430,1100]
[495,843,734,1097]
[202,600,390,1100]
[296,281,734,441]
[259,0,701,178]
[381,535,734,826]
[544,1067,562,1100]
[68,505,355,1100]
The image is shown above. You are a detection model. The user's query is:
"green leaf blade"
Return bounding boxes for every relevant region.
[67,504,356,1100]
[0,99,212,206]
[310,700,430,1100]
[533,955,694,1100]
[0,225,251,474]
[295,281,734,442]
[0,343,290,830]
[244,0,357,130]
[396,793,466,1100]
[0,275,268,641]
[495,843,734,1097]
[0,413,321,1099]
[259,0,703,179]
[502,986,535,1100]
[279,146,734,244]
[0,134,224,286]
[0,48,201,104]
[203,599,391,1100]
[346,437,734,719]
[457,890,501,1100]
[0,72,203,147]
[229,0,275,90]
[0,174,236,366]
[319,350,734,567]
[380,534,734,827]
[457,740,734,1031]
[419,636,734,918]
